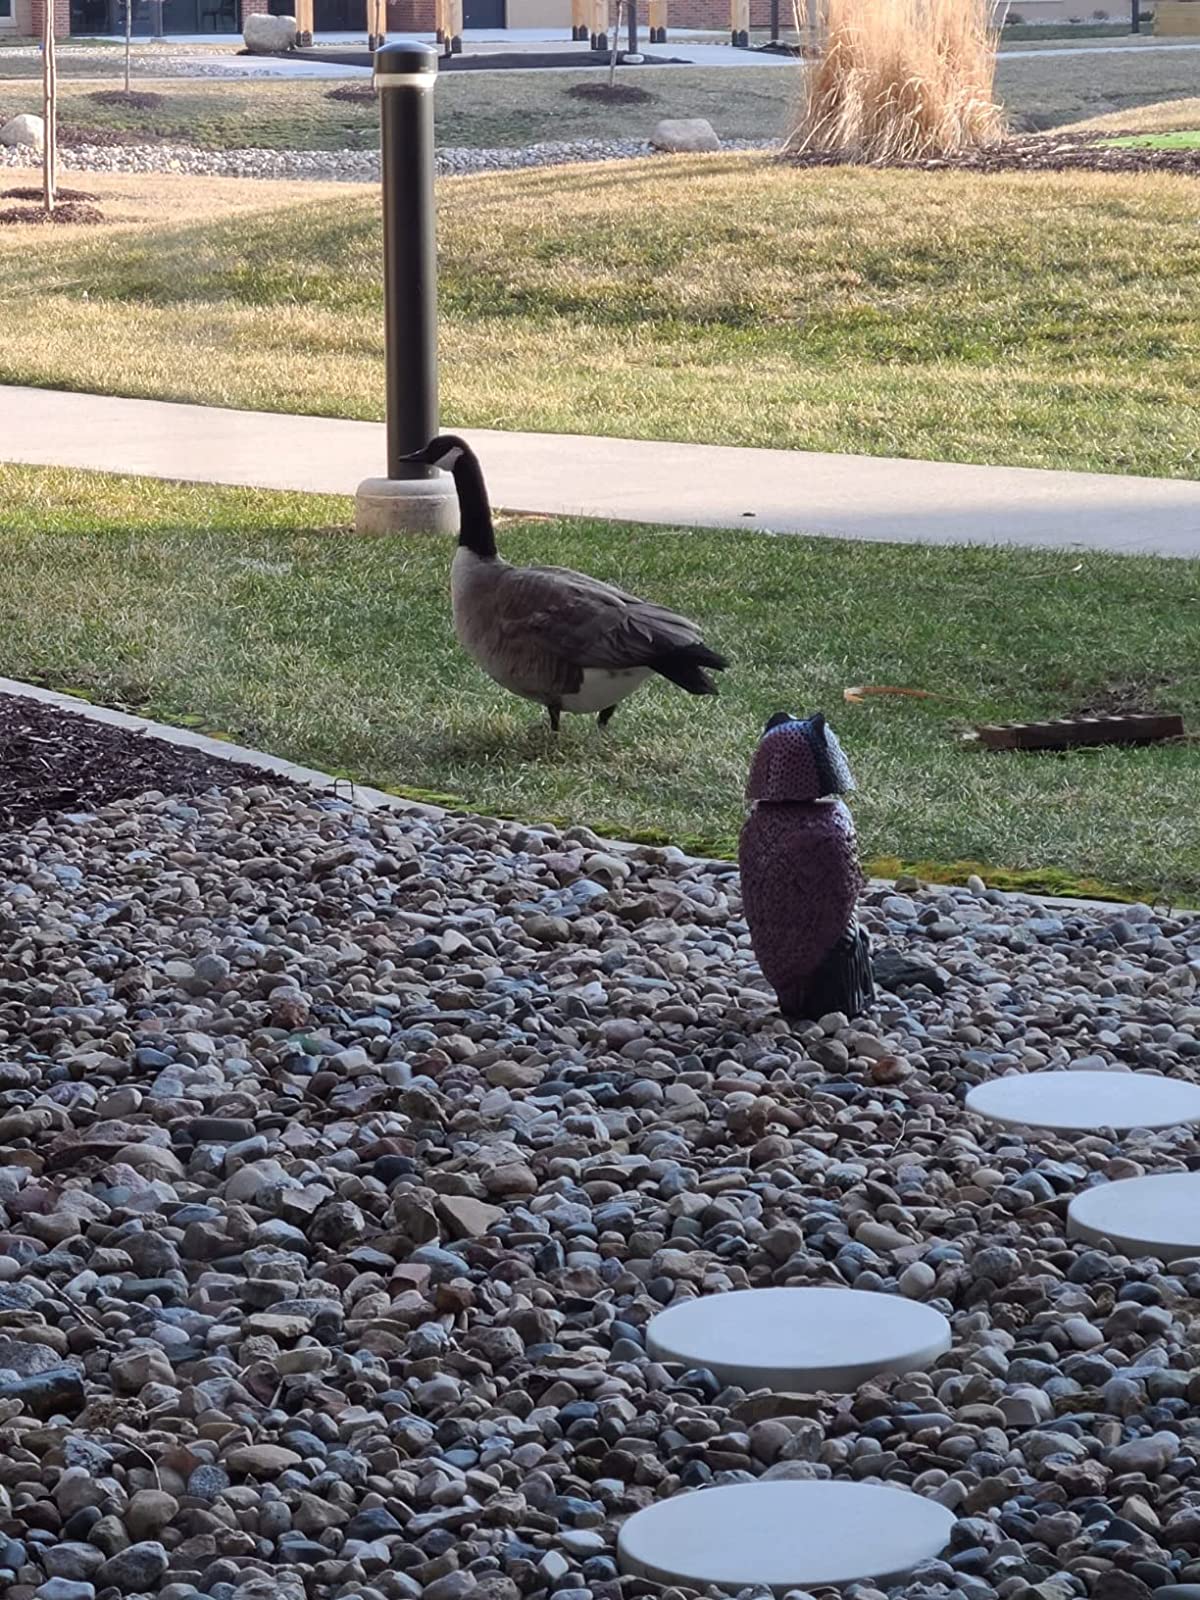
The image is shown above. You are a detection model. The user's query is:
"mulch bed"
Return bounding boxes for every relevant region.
[325,82,376,103]
[0,694,276,831]
[567,82,656,104]
[785,130,1200,177]
[0,201,105,225]
[88,89,164,109]
[0,185,98,202]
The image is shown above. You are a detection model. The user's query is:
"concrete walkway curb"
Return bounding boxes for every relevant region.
[0,675,1175,917]
[5,386,1200,555]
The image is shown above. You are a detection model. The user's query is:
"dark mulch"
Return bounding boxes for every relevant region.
[785,130,1200,177]
[325,82,376,103]
[0,185,98,201]
[566,81,656,104]
[88,88,164,109]
[0,694,277,831]
[752,40,820,55]
[0,201,105,225]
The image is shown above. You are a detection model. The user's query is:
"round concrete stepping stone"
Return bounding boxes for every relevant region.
[618,1481,956,1592]
[966,1070,1200,1133]
[1068,1172,1200,1264]
[645,1286,951,1392]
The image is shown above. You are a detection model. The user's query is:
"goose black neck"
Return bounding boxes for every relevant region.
[453,450,496,559]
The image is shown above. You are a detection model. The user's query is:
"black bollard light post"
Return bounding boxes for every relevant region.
[355,40,458,535]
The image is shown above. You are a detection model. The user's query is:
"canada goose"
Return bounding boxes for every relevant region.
[409,435,729,732]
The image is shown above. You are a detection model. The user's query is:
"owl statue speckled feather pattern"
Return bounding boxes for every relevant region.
[738,711,875,1022]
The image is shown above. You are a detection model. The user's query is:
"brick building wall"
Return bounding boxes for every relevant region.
[386,0,435,27]
[239,0,764,39]
[13,0,69,36]
[655,0,772,23]
[379,0,766,25]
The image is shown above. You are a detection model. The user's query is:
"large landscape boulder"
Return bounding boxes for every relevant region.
[243,11,297,51]
[650,117,721,153]
[0,113,45,153]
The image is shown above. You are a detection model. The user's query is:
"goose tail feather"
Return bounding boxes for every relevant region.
[653,641,729,696]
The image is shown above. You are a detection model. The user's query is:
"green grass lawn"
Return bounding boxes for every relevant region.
[3,158,1198,480]
[1,464,1197,904]
[1106,128,1200,146]
[0,69,797,151]
[0,36,1195,146]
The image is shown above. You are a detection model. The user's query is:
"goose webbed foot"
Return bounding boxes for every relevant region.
[598,705,617,730]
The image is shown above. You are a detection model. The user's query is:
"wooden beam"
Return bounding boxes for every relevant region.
[967,714,1185,753]
[367,0,386,50]
[648,0,665,41]
[730,0,748,45]
[591,0,609,48]
[295,0,313,45]
[572,0,589,40]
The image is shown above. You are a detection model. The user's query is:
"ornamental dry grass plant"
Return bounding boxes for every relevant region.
[786,0,1006,163]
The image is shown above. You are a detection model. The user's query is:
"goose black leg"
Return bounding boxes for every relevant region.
[598,705,617,730]
[547,705,561,734]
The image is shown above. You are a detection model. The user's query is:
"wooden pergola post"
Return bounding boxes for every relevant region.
[367,0,386,50]
[730,0,748,44]
[648,0,665,40]
[436,0,462,52]
[571,0,588,40]
[590,0,608,49]
[295,0,313,46]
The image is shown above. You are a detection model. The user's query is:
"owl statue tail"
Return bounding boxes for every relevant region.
[785,918,875,1023]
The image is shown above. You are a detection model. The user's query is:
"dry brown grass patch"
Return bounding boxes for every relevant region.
[1063,95,1200,134]
[0,166,363,248]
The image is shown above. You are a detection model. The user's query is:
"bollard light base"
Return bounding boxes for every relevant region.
[355,475,459,536]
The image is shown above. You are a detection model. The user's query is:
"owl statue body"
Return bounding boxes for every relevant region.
[738,712,875,1022]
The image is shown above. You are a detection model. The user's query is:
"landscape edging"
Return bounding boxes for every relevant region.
[0,675,1176,919]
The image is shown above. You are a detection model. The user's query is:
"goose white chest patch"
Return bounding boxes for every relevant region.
[562,668,652,714]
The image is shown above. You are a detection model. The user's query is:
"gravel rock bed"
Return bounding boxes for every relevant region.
[0,137,773,182]
[0,767,1199,1600]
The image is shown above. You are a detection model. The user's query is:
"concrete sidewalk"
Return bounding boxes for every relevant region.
[4,385,1200,556]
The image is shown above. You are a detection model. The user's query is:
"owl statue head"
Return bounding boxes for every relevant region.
[746,711,856,804]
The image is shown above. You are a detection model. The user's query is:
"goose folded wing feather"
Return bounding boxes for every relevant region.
[497,565,704,668]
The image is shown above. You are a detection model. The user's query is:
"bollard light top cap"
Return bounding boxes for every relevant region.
[374,39,439,80]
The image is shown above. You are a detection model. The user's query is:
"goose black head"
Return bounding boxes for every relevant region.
[409,434,473,473]
[405,435,495,558]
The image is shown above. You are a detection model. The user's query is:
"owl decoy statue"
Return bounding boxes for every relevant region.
[738,711,875,1022]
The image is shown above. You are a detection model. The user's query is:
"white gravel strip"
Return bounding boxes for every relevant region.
[0,135,773,181]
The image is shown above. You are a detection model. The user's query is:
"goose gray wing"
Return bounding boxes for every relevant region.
[494,564,708,669]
